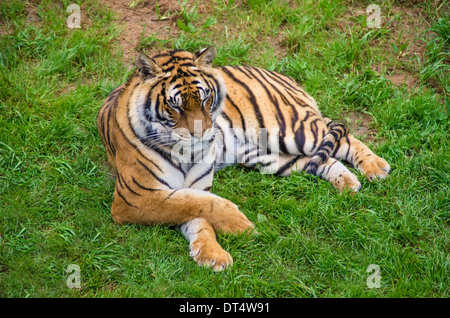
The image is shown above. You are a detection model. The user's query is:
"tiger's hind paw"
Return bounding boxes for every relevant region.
[359,156,391,182]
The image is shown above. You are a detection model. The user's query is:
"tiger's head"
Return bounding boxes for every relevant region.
[129,47,225,154]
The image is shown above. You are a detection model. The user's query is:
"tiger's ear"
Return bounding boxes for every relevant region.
[135,52,162,80]
[194,47,216,67]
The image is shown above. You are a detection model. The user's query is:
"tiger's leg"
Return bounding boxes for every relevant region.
[180,218,233,272]
[319,116,391,181]
[111,187,254,233]
[111,186,254,270]
[333,134,391,181]
[246,154,361,192]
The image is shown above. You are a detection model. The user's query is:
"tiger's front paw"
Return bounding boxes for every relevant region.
[189,238,233,272]
[211,201,255,235]
[359,156,391,181]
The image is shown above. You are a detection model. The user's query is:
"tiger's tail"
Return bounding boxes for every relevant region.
[304,120,349,176]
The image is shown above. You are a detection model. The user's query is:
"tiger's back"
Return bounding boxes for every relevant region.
[214,65,329,170]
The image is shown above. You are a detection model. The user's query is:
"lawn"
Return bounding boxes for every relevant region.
[0,0,448,298]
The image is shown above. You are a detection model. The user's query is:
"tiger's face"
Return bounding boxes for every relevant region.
[130,47,225,153]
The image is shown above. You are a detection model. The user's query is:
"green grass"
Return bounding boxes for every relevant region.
[0,0,448,298]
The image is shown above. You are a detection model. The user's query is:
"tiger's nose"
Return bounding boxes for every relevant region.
[190,117,212,139]
[191,119,207,138]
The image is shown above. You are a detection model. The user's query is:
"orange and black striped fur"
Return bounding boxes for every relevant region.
[97,47,390,271]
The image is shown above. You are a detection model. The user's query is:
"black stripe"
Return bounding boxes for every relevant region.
[316,151,328,162]
[323,160,337,176]
[152,50,183,59]
[245,150,260,164]
[118,173,142,196]
[316,164,326,176]
[225,96,246,130]
[284,88,314,108]
[216,126,227,160]
[277,89,303,136]
[263,69,314,104]
[116,188,138,208]
[275,155,303,176]
[105,92,117,104]
[260,69,301,94]
[163,65,175,73]
[189,164,214,187]
[237,66,254,79]
[257,68,298,110]
[132,176,162,191]
[179,62,195,68]
[161,56,192,67]
[331,135,343,157]
[309,119,319,152]
[329,130,340,141]
[257,160,273,167]
[294,110,314,154]
[144,84,161,121]
[304,161,319,175]
[246,67,288,154]
[295,122,306,154]
[321,140,335,151]
[137,159,172,189]
[104,86,122,105]
[99,106,107,144]
[221,67,265,128]
[105,105,116,156]
[204,74,225,114]
[163,189,180,201]
[184,68,200,78]
[116,172,125,189]
[154,91,168,123]
[344,136,351,161]
[261,69,298,91]
[172,83,183,91]
[221,112,233,128]
[139,155,163,173]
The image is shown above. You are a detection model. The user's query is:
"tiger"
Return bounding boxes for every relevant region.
[97,47,391,271]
